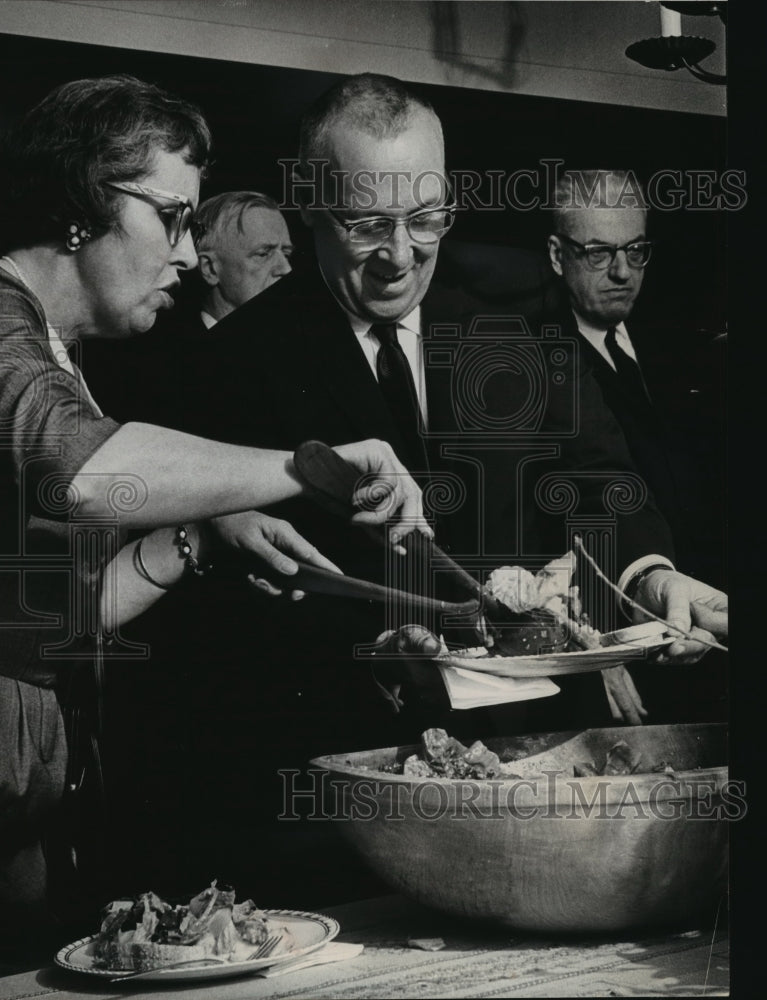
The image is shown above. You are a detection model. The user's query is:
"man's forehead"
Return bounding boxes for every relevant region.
[564,206,647,243]
[238,206,285,230]
[228,207,286,242]
[326,116,446,212]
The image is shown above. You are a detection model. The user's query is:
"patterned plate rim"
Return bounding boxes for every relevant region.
[54,908,340,978]
[440,635,674,666]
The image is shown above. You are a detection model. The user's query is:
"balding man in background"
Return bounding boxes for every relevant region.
[82,191,293,424]
[195,191,293,328]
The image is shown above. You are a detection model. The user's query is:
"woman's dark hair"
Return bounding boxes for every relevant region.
[0,74,211,251]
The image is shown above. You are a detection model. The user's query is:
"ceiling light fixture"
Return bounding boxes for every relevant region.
[625,2,726,86]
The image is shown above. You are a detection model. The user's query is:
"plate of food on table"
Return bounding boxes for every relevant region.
[55,881,339,982]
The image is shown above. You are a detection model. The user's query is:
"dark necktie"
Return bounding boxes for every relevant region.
[372,322,428,472]
[604,327,650,403]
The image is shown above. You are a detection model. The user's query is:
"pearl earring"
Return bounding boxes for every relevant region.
[65,222,92,252]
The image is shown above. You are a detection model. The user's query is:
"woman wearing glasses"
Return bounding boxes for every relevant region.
[0,75,428,945]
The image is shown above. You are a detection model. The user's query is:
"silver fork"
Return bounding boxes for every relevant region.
[248,932,283,961]
[109,957,229,982]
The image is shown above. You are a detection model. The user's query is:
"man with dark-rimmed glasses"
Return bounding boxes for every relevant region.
[547,168,706,546]
[548,170,653,382]
[546,168,727,722]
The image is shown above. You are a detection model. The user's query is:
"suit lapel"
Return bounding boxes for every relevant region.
[577,326,654,414]
[288,267,470,470]
[294,267,412,451]
[580,334,618,382]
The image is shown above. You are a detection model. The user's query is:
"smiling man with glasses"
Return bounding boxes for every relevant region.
[290,84,454,474]
[192,75,459,474]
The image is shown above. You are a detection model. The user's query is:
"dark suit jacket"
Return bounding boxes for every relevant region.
[559,310,677,521]
[186,254,673,604]
[553,305,726,586]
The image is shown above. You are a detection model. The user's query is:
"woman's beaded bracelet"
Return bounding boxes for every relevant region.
[175,525,213,576]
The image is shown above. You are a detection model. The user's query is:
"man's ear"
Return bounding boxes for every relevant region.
[548,235,564,276]
[197,251,219,287]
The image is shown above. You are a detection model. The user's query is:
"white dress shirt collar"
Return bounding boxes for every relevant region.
[346,306,421,340]
[345,307,428,422]
[572,309,638,371]
[314,260,427,417]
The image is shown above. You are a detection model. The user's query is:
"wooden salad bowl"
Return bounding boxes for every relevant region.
[311,723,729,932]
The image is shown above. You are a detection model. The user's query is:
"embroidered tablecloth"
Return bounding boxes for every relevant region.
[0,894,728,999]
